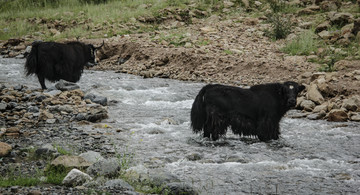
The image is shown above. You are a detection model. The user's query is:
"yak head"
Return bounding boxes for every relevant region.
[281,81,305,108]
[86,41,105,67]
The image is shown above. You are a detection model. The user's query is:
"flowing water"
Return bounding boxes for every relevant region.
[1,57,360,194]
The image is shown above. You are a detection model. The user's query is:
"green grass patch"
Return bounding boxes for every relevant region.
[44,164,70,185]
[281,30,321,55]
[153,31,189,47]
[224,50,233,55]
[0,166,42,187]
[0,174,41,187]
[52,144,74,156]
[0,0,194,41]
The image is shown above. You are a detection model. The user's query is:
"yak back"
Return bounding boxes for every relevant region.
[26,41,93,83]
[203,83,286,122]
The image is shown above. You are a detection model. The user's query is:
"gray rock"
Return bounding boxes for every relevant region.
[84,94,107,106]
[86,158,121,178]
[104,179,134,191]
[313,104,328,113]
[84,93,96,101]
[55,80,80,91]
[300,100,316,111]
[350,113,360,121]
[51,155,92,168]
[79,151,105,164]
[307,111,326,120]
[46,119,57,124]
[44,89,62,97]
[75,113,86,121]
[27,106,39,113]
[35,144,56,158]
[0,103,7,111]
[149,169,180,187]
[62,168,92,187]
[162,182,198,195]
[85,104,108,122]
[306,83,324,105]
[186,153,203,161]
[342,95,360,112]
[7,102,17,109]
[92,96,108,106]
[124,165,150,183]
[318,30,331,39]
[13,84,23,91]
[35,94,47,102]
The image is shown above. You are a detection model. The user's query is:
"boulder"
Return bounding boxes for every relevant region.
[306,83,324,104]
[327,109,348,122]
[0,142,12,157]
[79,151,105,164]
[104,179,134,191]
[51,155,92,168]
[162,182,198,195]
[55,80,80,91]
[313,103,328,113]
[342,95,360,112]
[86,158,121,178]
[0,103,7,111]
[62,168,92,187]
[315,21,331,33]
[350,113,360,121]
[329,12,354,27]
[318,30,331,39]
[300,100,316,111]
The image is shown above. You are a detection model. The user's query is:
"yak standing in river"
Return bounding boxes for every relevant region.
[190,81,305,142]
[25,41,104,89]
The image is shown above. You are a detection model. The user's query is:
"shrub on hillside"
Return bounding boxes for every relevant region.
[79,0,109,5]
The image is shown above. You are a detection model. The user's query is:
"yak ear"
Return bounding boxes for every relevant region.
[298,85,305,92]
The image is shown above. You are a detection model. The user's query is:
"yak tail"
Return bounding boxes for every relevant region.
[191,85,211,133]
[25,42,40,76]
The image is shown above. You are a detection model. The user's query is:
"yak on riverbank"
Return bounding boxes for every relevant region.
[190,81,305,141]
[25,41,104,89]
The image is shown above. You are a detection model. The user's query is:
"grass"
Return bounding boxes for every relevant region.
[281,30,321,55]
[0,0,219,41]
[53,143,74,156]
[152,31,189,47]
[0,168,42,187]
[224,50,233,55]
[0,163,69,187]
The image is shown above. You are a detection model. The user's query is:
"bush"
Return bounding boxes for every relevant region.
[281,30,320,55]
[264,13,292,40]
[267,0,286,13]
[79,0,109,5]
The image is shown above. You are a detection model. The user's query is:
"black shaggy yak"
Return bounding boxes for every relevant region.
[190,81,305,142]
[25,41,104,89]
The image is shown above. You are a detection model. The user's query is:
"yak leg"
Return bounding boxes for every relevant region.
[203,123,211,138]
[37,74,47,89]
[256,117,279,142]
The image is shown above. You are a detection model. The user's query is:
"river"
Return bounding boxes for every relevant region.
[1,57,359,194]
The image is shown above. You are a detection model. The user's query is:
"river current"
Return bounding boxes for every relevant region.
[1,57,359,194]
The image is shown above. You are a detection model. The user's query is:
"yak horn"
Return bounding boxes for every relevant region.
[94,40,104,49]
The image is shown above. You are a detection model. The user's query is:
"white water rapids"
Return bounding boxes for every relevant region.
[1,57,359,194]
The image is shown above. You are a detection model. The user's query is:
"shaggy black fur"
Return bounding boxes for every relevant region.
[25,41,103,89]
[190,81,305,142]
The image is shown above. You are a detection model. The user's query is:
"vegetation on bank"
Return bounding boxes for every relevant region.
[0,0,359,69]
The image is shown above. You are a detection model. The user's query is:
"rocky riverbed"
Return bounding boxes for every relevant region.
[1,1,360,194]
